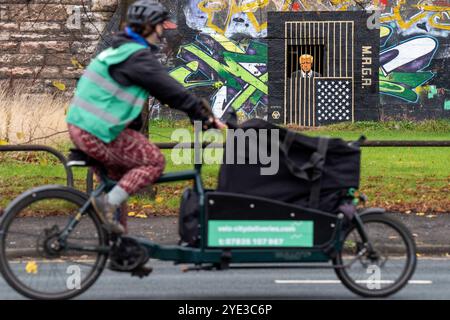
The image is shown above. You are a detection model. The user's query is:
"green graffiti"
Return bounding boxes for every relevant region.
[379,70,435,102]
[182,43,268,94]
[169,34,268,116]
[427,85,438,99]
[444,100,450,110]
[232,72,268,109]
[169,61,217,89]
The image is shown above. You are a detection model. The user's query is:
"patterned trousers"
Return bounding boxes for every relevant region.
[68,124,165,195]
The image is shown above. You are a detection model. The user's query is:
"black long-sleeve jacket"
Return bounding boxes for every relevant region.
[107,32,207,129]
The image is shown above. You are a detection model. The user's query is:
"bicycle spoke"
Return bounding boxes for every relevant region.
[0,191,108,299]
[335,214,416,297]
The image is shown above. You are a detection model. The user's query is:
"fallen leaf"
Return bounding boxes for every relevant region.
[128,211,136,217]
[52,81,66,91]
[71,58,84,69]
[25,261,38,274]
[16,132,25,140]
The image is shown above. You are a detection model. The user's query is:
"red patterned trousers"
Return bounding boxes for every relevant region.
[68,124,165,195]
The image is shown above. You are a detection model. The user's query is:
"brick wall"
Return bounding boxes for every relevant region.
[0,0,121,95]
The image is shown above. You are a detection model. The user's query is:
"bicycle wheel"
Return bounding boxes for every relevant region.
[0,186,109,300]
[333,213,417,297]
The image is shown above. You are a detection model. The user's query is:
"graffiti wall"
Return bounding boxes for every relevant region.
[267,11,380,125]
[379,0,450,119]
[155,0,280,120]
[156,0,449,123]
[3,1,445,121]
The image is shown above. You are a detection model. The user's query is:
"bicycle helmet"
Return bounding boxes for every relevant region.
[127,0,172,28]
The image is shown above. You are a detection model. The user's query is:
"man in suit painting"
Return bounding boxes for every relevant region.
[288,54,321,125]
[291,54,321,78]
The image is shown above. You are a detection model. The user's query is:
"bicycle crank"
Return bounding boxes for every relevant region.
[108,236,149,272]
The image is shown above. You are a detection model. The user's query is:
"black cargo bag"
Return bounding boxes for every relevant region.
[217,119,361,213]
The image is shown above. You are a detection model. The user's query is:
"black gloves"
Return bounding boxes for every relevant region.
[188,99,218,130]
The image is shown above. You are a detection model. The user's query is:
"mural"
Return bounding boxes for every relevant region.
[151,0,449,122]
[290,0,382,11]
[184,0,292,38]
[380,0,450,35]
[380,25,438,103]
[378,0,450,114]
[168,33,268,119]
[267,11,380,125]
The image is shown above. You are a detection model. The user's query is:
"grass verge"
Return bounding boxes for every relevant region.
[1,119,448,216]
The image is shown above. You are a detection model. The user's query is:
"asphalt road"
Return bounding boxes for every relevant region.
[0,257,449,300]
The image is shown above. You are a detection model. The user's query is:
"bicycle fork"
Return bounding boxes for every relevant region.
[351,214,385,267]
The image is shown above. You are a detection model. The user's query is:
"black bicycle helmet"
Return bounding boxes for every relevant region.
[127,0,171,27]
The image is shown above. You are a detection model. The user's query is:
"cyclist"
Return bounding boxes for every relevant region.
[66,0,225,235]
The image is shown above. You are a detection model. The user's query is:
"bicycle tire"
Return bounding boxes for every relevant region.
[0,185,109,300]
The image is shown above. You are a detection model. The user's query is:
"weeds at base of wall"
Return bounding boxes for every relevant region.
[0,85,70,145]
[287,119,450,132]
[0,85,71,164]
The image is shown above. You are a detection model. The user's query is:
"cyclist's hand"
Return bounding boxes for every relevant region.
[202,116,227,130]
[213,118,227,130]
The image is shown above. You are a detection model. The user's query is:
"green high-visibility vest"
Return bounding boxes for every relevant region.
[66,42,150,143]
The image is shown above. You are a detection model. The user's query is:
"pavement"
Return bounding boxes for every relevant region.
[126,213,450,254]
[0,258,449,299]
[0,212,449,299]
[2,212,450,254]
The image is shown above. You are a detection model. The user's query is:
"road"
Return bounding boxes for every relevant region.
[0,257,449,299]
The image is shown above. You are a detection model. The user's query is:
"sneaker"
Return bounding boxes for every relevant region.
[91,193,125,235]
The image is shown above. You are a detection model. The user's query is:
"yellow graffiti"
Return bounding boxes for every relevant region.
[381,0,450,31]
[198,0,292,35]
[25,261,38,274]
[380,0,427,28]
[381,25,392,37]
[296,0,377,11]
[429,11,450,30]
[212,32,246,52]
[329,0,354,11]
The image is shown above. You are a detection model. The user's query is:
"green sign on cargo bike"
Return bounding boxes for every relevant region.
[208,220,314,247]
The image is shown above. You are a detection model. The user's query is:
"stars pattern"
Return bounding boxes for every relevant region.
[316,79,352,124]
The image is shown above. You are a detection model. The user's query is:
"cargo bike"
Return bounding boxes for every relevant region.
[0,117,417,299]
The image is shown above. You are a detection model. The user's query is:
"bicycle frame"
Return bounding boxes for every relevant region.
[55,158,382,268]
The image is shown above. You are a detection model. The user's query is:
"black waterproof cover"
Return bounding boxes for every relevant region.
[217,119,361,213]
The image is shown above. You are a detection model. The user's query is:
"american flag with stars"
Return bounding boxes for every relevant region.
[315,79,352,125]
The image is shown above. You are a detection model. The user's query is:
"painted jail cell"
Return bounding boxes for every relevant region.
[268,11,379,125]
[285,21,355,126]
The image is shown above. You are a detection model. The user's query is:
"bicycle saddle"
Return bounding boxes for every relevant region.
[67,148,101,167]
